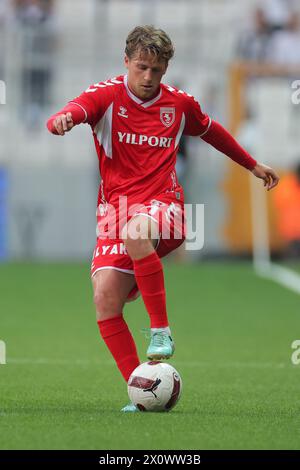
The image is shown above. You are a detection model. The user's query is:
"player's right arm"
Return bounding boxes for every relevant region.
[47,78,119,136]
[47,103,87,136]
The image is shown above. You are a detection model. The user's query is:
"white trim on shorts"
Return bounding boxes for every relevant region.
[131,212,158,224]
[129,212,161,250]
[91,266,134,278]
[129,212,162,249]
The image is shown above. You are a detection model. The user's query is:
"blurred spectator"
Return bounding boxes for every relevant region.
[0,0,9,27]
[268,14,300,65]
[14,0,58,129]
[0,0,12,80]
[236,0,299,63]
[236,8,272,62]
[259,0,298,32]
[273,162,300,258]
[0,1,5,80]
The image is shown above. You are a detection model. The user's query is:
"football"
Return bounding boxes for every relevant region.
[127,361,182,412]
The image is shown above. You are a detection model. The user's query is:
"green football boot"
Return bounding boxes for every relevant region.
[121,403,139,412]
[147,330,175,360]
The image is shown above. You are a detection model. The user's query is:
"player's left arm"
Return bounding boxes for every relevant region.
[201,120,280,191]
[183,93,279,191]
[250,162,279,191]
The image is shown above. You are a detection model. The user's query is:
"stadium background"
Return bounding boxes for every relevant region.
[1,0,300,450]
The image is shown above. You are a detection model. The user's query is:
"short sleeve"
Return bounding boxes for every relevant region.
[183,94,211,137]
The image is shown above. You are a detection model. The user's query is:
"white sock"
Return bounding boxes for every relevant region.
[151,326,171,336]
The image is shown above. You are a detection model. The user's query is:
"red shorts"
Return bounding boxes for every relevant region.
[91,188,185,301]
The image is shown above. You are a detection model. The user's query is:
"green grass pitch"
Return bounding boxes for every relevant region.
[0,261,300,450]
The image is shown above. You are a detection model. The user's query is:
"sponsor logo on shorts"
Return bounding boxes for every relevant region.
[94,243,128,257]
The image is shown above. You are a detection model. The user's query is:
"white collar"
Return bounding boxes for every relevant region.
[124,75,162,108]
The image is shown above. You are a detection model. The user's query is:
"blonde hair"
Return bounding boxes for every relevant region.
[125,25,175,64]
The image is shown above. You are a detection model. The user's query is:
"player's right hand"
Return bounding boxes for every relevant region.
[53,112,74,136]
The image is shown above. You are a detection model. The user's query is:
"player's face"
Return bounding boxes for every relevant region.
[125,52,168,100]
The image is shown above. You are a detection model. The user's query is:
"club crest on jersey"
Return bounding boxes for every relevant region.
[160,107,175,127]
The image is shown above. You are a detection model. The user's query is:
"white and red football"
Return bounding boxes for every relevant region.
[127,361,182,412]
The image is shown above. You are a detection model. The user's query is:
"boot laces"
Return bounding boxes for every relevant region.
[152,331,168,347]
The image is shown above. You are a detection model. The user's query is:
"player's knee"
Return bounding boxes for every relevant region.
[122,216,151,242]
[123,234,148,250]
[122,215,159,258]
[94,289,121,319]
[122,217,155,254]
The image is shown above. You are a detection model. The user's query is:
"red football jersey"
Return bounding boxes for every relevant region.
[70,75,211,207]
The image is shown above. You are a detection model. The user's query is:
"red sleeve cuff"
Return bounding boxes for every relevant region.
[46,103,87,134]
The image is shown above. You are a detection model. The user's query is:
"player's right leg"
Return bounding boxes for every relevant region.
[92,268,140,386]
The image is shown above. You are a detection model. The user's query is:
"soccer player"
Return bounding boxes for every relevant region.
[47,25,279,412]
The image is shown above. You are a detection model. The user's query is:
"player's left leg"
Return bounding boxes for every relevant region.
[122,215,174,360]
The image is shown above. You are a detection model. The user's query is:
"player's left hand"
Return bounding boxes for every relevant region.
[251,163,279,191]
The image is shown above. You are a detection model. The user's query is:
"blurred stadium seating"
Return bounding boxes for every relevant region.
[1,0,300,261]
